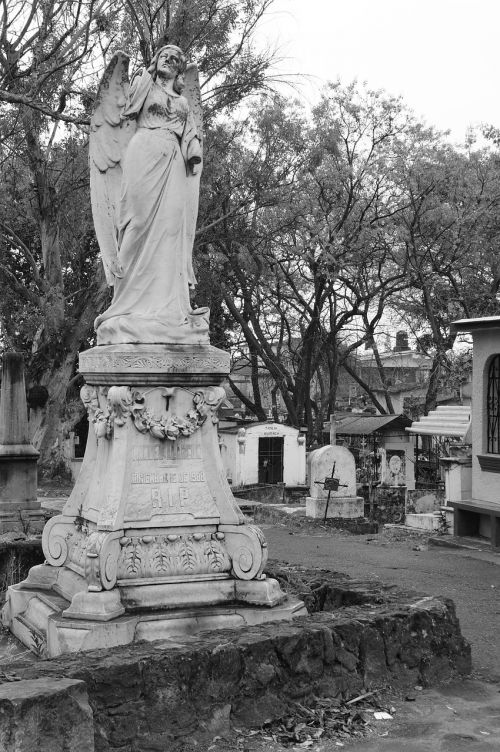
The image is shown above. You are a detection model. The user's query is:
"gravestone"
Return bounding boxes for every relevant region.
[306,445,363,519]
[0,353,44,533]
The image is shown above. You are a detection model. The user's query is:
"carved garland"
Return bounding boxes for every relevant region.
[81,385,225,441]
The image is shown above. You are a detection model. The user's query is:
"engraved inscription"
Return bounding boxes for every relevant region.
[151,486,186,509]
[131,471,205,484]
[132,443,202,462]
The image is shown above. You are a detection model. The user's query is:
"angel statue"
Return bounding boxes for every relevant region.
[90,45,210,345]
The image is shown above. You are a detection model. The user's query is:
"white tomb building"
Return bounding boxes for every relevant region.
[218,422,306,488]
[445,316,500,546]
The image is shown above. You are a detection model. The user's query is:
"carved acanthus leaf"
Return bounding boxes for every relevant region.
[117,532,231,580]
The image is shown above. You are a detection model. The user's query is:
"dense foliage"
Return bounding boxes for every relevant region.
[0,1,499,464]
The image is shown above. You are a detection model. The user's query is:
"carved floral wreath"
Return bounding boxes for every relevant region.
[81,385,225,442]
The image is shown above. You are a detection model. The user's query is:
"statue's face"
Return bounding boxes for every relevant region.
[156,48,182,79]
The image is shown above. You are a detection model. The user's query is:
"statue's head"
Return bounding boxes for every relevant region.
[150,45,186,93]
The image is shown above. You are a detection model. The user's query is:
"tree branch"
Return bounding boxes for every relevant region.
[0,89,90,125]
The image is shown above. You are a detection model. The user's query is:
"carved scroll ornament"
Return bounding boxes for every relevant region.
[219,524,269,581]
[43,515,123,591]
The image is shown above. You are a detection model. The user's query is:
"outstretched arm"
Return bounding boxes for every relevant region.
[121,68,153,120]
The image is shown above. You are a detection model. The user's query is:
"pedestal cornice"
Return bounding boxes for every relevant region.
[79,344,230,385]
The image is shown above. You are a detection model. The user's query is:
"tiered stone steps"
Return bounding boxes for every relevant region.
[9,589,70,657]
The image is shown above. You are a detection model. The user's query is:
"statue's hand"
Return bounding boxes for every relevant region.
[188,156,202,175]
[187,137,202,175]
[109,257,124,279]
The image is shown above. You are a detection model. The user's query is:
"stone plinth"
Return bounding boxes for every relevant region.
[306,496,364,519]
[3,345,299,656]
[0,353,43,533]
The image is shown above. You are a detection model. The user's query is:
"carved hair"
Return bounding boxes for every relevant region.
[150,45,187,94]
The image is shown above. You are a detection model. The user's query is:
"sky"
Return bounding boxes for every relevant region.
[257,0,500,143]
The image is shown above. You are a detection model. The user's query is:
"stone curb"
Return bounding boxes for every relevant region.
[429,535,500,560]
[0,584,471,751]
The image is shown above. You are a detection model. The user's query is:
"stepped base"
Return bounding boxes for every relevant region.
[306,496,364,519]
[2,575,306,657]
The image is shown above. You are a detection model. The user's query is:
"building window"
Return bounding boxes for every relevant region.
[487,355,500,453]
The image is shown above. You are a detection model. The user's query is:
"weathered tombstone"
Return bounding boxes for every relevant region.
[0,353,43,532]
[306,445,364,518]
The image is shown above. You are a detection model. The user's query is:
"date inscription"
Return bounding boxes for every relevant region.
[131,471,205,485]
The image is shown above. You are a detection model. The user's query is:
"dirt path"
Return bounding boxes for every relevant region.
[212,523,500,752]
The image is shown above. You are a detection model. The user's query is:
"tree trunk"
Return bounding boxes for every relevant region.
[342,360,388,415]
[370,338,395,413]
[424,353,442,415]
[28,271,109,473]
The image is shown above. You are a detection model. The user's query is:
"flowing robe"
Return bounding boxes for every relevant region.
[95,70,208,345]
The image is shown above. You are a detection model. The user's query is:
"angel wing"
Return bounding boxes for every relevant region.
[183,63,203,288]
[89,52,135,285]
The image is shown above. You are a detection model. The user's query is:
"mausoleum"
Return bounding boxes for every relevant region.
[218,421,306,488]
[447,316,500,546]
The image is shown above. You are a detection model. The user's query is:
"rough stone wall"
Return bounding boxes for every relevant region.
[368,486,407,524]
[0,678,94,752]
[0,577,470,752]
[407,487,446,514]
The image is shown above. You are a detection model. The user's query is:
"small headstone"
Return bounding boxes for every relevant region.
[308,445,357,498]
[306,445,363,519]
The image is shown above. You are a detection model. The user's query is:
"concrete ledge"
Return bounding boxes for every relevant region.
[405,512,441,531]
[0,568,471,750]
[306,496,364,519]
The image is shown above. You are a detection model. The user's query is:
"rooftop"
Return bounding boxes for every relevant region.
[451,316,500,334]
[406,405,471,439]
[332,413,412,435]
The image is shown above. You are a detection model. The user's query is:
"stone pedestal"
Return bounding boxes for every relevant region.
[0,353,44,533]
[3,345,302,656]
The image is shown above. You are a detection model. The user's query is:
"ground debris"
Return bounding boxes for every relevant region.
[240,694,379,747]
[0,669,20,681]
